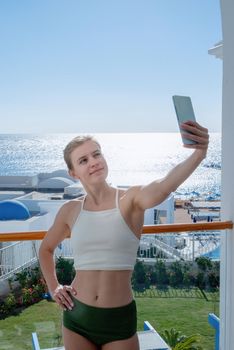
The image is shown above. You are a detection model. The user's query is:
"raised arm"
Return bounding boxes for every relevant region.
[39,202,76,310]
[133,121,209,210]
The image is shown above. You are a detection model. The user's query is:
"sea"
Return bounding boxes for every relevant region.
[0,133,221,200]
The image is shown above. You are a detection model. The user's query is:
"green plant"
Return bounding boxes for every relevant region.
[0,294,17,318]
[154,260,169,287]
[4,293,17,312]
[173,334,202,350]
[14,266,42,289]
[11,265,47,309]
[34,280,47,296]
[169,261,184,287]
[27,266,42,287]
[148,265,157,285]
[162,328,185,348]
[183,272,196,288]
[162,328,202,350]
[196,272,206,289]
[21,287,41,305]
[132,260,151,290]
[0,300,6,317]
[208,271,219,290]
[56,257,75,285]
[14,269,29,288]
[195,257,212,272]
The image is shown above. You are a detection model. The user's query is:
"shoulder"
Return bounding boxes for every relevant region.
[55,197,84,225]
[60,197,84,212]
[47,197,84,240]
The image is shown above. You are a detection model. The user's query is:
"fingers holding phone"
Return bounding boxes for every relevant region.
[172,95,209,150]
[181,120,209,150]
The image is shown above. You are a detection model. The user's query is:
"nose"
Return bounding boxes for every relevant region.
[89,156,99,167]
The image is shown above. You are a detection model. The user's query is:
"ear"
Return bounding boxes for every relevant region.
[69,169,80,180]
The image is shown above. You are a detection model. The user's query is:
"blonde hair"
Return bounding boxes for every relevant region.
[63,135,100,170]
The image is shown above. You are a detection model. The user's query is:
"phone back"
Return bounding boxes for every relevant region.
[172,95,197,145]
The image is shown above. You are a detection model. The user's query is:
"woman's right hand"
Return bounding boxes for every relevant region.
[51,284,77,310]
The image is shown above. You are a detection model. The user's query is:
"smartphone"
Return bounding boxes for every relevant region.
[172,95,197,145]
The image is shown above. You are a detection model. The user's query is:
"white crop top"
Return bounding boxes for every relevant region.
[70,189,140,270]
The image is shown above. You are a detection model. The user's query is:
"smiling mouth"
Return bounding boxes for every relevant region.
[90,168,104,175]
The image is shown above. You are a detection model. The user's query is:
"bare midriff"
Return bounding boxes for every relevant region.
[71,270,133,307]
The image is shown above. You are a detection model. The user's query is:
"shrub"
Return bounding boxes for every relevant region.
[21,287,42,306]
[0,300,8,318]
[168,261,184,287]
[154,260,169,287]
[208,271,219,290]
[0,293,17,318]
[14,270,28,288]
[131,258,220,291]
[183,272,196,289]
[195,257,212,271]
[195,272,206,289]
[4,293,17,312]
[132,260,150,290]
[27,266,42,287]
[14,266,42,289]
[56,257,75,285]
[0,263,49,319]
[148,265,157,285]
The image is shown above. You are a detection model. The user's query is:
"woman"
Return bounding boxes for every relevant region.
[39,120,209,350]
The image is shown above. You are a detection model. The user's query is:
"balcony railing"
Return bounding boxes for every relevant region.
[0,221,232,242]
[0,221,232,281]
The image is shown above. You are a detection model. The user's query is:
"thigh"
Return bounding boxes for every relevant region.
[101,333,139,350]
[63,326,100,350]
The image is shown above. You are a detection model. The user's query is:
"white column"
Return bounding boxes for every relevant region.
[220,1,234,349]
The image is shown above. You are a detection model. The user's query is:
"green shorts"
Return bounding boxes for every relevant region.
[63,296,137,346]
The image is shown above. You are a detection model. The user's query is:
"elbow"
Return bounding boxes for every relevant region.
[39,242,53,262]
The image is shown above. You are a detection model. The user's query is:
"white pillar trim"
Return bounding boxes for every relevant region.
[220,1,234,349]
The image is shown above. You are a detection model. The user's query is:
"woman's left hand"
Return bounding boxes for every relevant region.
[52,284,77,310]
[180,121,209,150]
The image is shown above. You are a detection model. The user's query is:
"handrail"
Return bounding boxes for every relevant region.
[143,221,233,233]
[0,221,233,242]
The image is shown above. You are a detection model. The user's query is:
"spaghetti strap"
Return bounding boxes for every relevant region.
[115,188,119,208]
[81,195,86,211]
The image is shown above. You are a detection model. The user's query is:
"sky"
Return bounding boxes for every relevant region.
[0,0,222,133]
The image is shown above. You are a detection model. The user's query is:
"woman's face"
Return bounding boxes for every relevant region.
[69,140,108,185]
